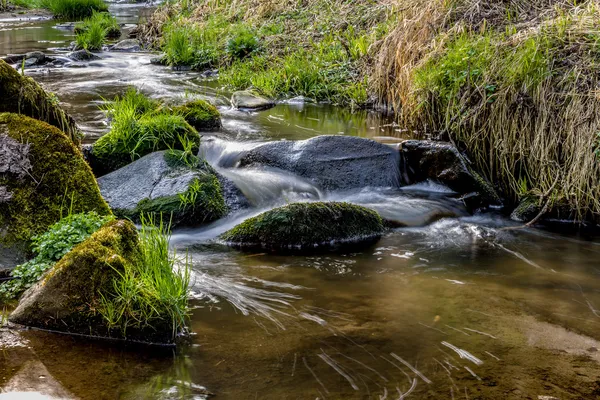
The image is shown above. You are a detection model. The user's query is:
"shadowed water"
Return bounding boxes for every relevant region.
[2,6,600,400]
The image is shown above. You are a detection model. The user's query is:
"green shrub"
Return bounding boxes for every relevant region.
[98,215,190,340]
[92,88,200,173]
[75,12,121,40]
[226,27,260,59]
[0,212,114,299]
[39,0,108,19]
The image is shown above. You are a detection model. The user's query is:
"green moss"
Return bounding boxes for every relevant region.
[171,100,221,131]
[92,91,201,174]
[126,171,226,226]
[0,60,81,142]
[221,202,383,252]
[0,113,111,245]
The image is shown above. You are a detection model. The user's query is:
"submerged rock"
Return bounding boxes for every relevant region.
[400,140,502,208]
[0,113,110,246]
[109,39,141,52]
[97,151,227,226]
[67,49,101,61]
[238,135,400,191]
[172,100,221,131]
[231,90,275,111]
[9,220,139,338]
[221,202,384,252]
[510,196,540,222]
[0,59,81,140]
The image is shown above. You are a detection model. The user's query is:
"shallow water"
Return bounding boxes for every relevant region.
[2,5,600,400]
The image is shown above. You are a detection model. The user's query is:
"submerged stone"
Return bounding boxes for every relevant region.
[221,202,384,252]
[9,220,141,338]
[109,39,141,52]
[171,100,221,131]
[67,49,101,61]
[238,135,400,191]
[0,113,111,246]
[0,59,81,141]
[231,90,275,110]
[97,151,227,226]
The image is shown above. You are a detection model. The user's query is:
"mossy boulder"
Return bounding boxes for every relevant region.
[97,150,226,226]
[221,202,384,252]
[172,100,221,131]
[0,59,81,142]
[88,114,200,176]
[9,220,142,339]
[0,113,111,247]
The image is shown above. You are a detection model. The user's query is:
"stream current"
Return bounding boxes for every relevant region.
[2,4,600,400]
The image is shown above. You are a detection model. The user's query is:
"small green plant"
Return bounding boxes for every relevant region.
[225,27,260,59]
[39,0,108,19]
[98,214,190,339]
[0,212,114,299]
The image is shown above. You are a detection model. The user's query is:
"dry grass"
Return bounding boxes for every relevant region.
[372,0,600,222]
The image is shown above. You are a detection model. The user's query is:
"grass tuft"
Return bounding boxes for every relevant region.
[98,214,190,340]
[40,0,108,19]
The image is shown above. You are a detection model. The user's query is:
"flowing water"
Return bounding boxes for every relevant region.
[2,5,600,400]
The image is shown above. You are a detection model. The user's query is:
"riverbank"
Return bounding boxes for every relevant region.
[138,0,600,226]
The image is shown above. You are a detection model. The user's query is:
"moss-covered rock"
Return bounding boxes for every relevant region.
[0,113,111,245]
[9,220,140,338]
[171,100,221,131]
[0,59,81,142]
[221,202,384,252]
[89,114,200,176]
[97,150,226,226]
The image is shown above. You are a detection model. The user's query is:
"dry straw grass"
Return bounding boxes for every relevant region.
[373,0,600,222]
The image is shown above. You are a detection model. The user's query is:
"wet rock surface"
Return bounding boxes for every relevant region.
[109,39,141,52]
[67,49,101,61]
[231,90,275,110]
[97,151,228,226]
[400,140,502,208]
[238,135,400,191]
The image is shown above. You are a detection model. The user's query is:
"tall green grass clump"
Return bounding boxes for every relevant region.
[98,215,190,341]
[75,18,106,51]
[92,88,200,173]
[0,212,114,300]
[75,12,121,41]
[40,0,108,19]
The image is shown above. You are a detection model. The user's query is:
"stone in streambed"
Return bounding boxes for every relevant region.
[97,150,227,227]
[0,59,81,140]
[109,39,141,52]
[399,140,502,209]
[220,202,384,253]
[67,49,101,61]
[0,113,110,248]
[238,135,400,191]
[231,90,275,111]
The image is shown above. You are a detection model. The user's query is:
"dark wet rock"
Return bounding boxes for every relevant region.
[214,172,250,212]
[0,59,81,140]
[2,53,26,64]
[171,100,221,131]
[201,69,218,78]
[0,113,110,245]
[9,220,139,338]
[48,56,72,67]
[238,135,400,191]
[67,49,101,61]
[221,202,384,253]
[399,140,502,209]
[0,242,27,270]
[109,39,141,52]
[231,90,275,110]
[150,54,166,65]
[97,151,226,226]
[55,22,76,30]
[23,51,47,67]
[510,196,540,222]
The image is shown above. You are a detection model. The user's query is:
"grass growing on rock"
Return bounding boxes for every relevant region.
[39,0,108,19]
[221,202,384,252]
[98,215,190,342]
[0,212,114,300]
[171,100,221,131]
[75,12,121,50]
[92,88,200,174]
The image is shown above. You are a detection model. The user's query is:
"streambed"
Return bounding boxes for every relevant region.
[2,4,600,399]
